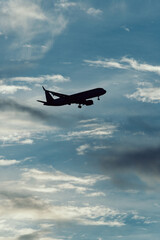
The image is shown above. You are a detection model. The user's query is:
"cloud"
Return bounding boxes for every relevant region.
[9,74,70,84]
[76,144,90,155]
[0,167,106,195]
[59,119,117,140]
[84,59,126,69]
[0,99,52,121]
[0,197,124,226]
[0,167,123,227]
[84,57,160,75]
[0,99,105,145]
[126,87,160,103]
[17,232,39,240]
[86,192,105,197]
[55,0,77,9]
[124,115,160,136]
[22,168,108,186]
[0,166,150,239]
[0,0,67,60]
[0,157,20,166]
[86,8,102,16]
[0,191,124,226]
[0,98,78,128]
[0,99,57,144]
[121,57,160,74]
[0,85,31,94]
[121,26,130,32]
[98,145,160,190]
[0,97,88,145]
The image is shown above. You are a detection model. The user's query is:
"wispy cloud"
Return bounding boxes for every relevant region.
[22,168,108,186]
[86,8,103,16]
[126,87,160,103]
[60,119,117,140]
[0,166,151,238]
[55,0,103,17]
[0,0,67,60]
[0,167,121,227]
[10,74,70,84]
[0,99,54,145]
[76,144,90,155]
[12,167,108,196]
[84,57,160,75]
[121,26,130,32]
[55,0,77,9]
[0,195,125,226]
[0,85,30,94]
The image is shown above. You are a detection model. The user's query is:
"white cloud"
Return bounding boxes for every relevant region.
[0,167,123,227]
[0,157,20,166]
[76,144,90,155]
[0,0,67,60]
[126,87,160,103]
[20,139,33,144]
[19,168,109,196]
[62,122,117,140]
[80,219,124,227]
[87,8,102,16]
[86,192,106,197]
[22,168,108,186]
[0,111,52,145]
[55,0,77,9]
[122,57,160,74]
[79,118,97,124]
[0,198,124,226]
[10,74,70,84]
[121,26,130,32]
[84,57,160,75]
[0,85,30,94]
[84,59,126,69]
[0,166,150,238]
[58,119,117,143]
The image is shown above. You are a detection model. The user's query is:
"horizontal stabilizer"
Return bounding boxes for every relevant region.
[37,100,46,104]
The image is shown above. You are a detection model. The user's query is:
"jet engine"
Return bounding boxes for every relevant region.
[85,100,94,106]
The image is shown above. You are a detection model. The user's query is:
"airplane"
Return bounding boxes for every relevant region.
[37,86,106,108]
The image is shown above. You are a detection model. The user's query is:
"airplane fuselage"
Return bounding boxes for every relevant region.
[37,87,106,108]
[45,88,106,106]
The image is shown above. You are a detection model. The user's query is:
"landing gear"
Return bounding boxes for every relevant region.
[78,104,82,108]
[98,96,100,100]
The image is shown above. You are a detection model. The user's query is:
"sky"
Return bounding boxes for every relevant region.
[0,0,160,239]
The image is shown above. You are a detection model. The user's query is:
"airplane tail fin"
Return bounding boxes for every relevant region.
[42,86,55,103]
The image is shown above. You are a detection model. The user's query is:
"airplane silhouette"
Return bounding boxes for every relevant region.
[37,86,106,108]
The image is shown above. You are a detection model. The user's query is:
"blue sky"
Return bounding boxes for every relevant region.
[0,0,160,239]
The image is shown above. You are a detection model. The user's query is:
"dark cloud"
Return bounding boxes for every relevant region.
[0,99,49,120]
[111,173,149,191]
[0,98,84,128]
[0,190,46,210]
[123,116,160,135]
[101,146,160,175]
[94,145,160,191]
[18,232,39,240]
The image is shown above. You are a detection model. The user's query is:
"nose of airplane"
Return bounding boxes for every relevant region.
[103,89,107,94]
